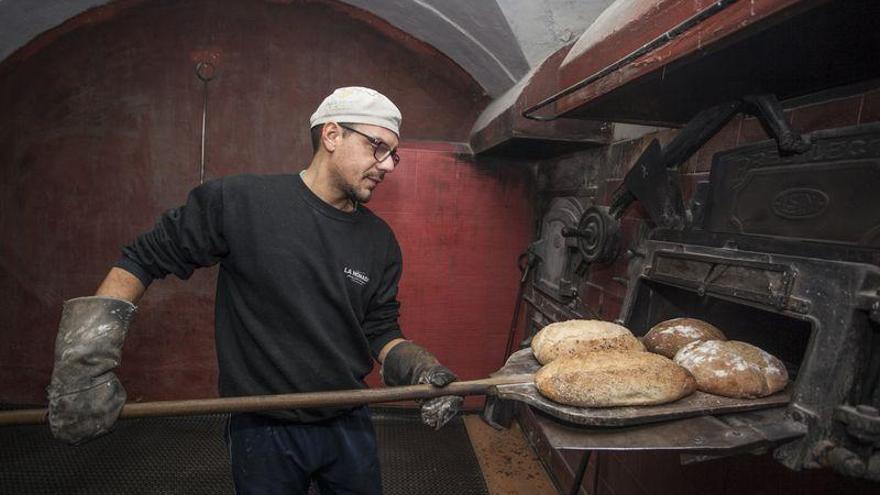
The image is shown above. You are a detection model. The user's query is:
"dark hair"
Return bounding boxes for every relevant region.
[310,123,352,154]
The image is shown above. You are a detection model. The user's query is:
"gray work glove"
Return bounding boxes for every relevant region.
[46,296,136,444]
[380,341,463,430]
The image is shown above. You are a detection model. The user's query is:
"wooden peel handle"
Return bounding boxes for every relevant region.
[0,374,533,426]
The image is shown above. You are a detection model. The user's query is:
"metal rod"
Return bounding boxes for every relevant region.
[522,0,740,121]
[195,62,215,184]
[592,451,601,495]
[569,450,592,495]
[199,87,207,183]
[504,252,533,365]
[0,374,534,427]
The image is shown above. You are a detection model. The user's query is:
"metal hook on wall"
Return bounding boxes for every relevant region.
[195,62,216,184]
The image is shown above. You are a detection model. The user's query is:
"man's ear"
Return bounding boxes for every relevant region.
[321,122,343,152]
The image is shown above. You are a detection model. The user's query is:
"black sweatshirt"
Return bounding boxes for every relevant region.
[116,174,405,422]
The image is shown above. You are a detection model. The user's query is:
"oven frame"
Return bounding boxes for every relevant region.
[621,238,880,471]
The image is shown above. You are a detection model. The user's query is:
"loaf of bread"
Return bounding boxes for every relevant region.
[673,340,788,398]
[535,351,697,407]
[643,318,727,358]
[531,319,645,365]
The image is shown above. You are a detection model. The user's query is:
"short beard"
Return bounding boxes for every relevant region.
[334,170,376,207]
[345,187,365,204]
[342,182,371,205]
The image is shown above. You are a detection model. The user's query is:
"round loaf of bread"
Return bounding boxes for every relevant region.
[643,318,727,358]
[531,319,645,365]
[535,351,697,407]
[673,340,788,398]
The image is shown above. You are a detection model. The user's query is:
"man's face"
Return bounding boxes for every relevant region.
[331,123,400,204]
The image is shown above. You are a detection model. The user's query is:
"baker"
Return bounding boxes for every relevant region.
[46,86,463,495]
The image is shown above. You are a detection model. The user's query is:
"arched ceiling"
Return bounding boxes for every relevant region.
[0,0,613,97]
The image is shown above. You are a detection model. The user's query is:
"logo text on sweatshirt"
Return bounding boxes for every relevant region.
[344,267,370,286]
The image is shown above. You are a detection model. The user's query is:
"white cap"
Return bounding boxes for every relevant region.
[309,86,402,136]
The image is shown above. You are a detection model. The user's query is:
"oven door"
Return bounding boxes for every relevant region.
[512,240,879,471]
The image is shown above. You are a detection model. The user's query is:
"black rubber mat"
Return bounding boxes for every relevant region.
[0,407,488,495]
[372,409,488,495]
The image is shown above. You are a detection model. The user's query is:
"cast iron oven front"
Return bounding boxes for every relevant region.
[516,123,880,480]
[621,240,880,476]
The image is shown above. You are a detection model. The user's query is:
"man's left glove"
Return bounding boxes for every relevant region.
[381,341,463,430]
[46,296,136,444]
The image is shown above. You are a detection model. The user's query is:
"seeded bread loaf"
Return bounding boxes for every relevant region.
[531,319,645,365]
[673,340,788,398]
[643,318,727,358]
[535,351,697,407]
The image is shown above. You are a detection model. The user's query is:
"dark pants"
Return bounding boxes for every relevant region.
[225,407,382,495]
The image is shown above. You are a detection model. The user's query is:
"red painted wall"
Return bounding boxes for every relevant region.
[0,0,532,407]
[367,145,532,400]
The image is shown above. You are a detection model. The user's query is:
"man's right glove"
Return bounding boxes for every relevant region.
[46,296,136,444]
[380,341,463,430]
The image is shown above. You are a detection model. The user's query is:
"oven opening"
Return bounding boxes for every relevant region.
[626,280,813,380]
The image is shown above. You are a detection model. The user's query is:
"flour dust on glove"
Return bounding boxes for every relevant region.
[380,341,463,429]
[46,296,136,444]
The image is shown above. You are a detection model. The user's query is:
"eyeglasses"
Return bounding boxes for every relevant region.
[339,124,400,166]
